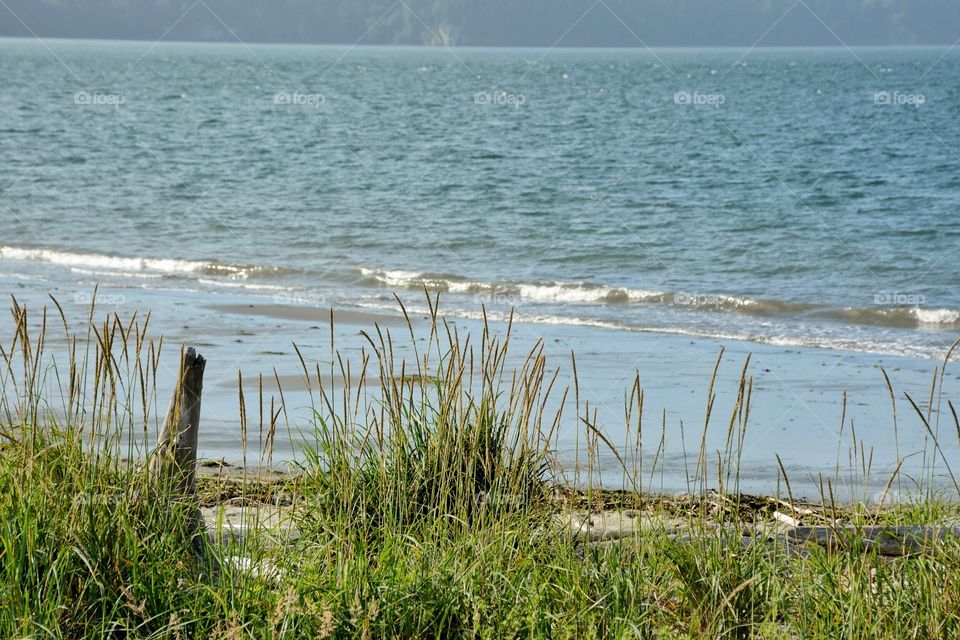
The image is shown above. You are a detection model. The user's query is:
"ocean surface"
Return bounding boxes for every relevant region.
[2,39,959,497]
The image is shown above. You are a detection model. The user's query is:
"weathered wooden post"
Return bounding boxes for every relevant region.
[151,346,205,496]
[150,346,214,567]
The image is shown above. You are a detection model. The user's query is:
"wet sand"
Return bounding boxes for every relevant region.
[217,373,382,393]
[206,303,414,327]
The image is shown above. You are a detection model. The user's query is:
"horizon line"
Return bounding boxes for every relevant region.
[0,34,956,51]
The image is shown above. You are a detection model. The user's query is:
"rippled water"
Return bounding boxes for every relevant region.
[2,39,959,359]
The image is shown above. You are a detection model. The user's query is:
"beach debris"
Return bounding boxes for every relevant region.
[202,504,300,547]
[222,555,285,581]
[147,347,217,568]
[150,346,206,497]
[788,526,960,557]
[556,492,960,557]
[773,511,800,528]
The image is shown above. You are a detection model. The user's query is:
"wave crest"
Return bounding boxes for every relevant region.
[0,246,283,280]
[356,268,960,330]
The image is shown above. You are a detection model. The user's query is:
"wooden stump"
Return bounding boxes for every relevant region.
[149,347,215,568]
[150,347,205,496]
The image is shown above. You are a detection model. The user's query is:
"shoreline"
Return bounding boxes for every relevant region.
[190,461,960,557]
[3,285,959,499]
[205,302,415,327]
[192,459,959,509]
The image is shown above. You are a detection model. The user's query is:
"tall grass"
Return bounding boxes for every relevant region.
[2,294,960,639]
[299,299,554,535]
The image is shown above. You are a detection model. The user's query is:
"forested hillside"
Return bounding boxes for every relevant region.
[1,0,957,46]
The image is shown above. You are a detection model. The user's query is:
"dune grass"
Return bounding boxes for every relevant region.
[2,295,960,639]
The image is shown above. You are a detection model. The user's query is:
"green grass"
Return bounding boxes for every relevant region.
[2,296,960,638]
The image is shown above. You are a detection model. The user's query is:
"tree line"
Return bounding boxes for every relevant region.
[2,0,958,46]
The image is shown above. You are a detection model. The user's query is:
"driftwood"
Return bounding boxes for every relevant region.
[789,526,960,557]
[150,347,205,496]
[149,347,214,567]
[568,515,960,557]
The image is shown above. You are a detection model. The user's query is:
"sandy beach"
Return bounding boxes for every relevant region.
[207,302,416,327]
[4,278,955,500]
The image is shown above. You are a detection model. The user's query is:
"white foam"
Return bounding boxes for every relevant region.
[912,307,960,326]
[446,281,477,293]
[70,267,164,279]
[516,283,666,303]
[360,268,488,292]
[195,278,289,291]
[351,300,943,360]
[0,246,246,278]
[366,268,422,287]
[517,284,607,303]
[360,268,666,303]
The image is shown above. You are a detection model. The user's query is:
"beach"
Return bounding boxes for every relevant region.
[3,35,960,638]
[5,275,957,500]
